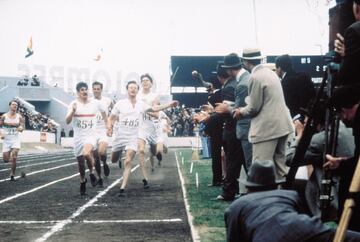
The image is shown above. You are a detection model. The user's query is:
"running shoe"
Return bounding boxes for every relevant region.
[118,188,126,197]
[89,174,98,187]
[143,179,150,189]
[98,178,104,188]
[80,179,87,195]
[10,175,16,181]
[103,163,110,177]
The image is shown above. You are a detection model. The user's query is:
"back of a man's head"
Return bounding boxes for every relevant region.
[275,54,293,73]
[330,84,360,110]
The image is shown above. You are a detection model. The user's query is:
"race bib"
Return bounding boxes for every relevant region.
[121,118,139,127]
[76,119,94,129]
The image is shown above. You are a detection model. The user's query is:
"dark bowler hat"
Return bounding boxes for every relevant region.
[241,48,264,60]
[212,62,230,78]
[222,53,242,69]
[243,160,285,187]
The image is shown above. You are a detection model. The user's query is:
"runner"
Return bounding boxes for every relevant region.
[0,100,25,181]
[92,81,113,187]
[65,82,108,195]
[137,74,162,186]
[149,110,171,171]
[107,80,177,197]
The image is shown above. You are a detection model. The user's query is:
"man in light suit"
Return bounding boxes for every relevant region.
[233,48,294,180]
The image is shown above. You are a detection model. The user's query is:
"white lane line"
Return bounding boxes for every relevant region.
[175,152,200,242]
[0,221,59,224]
[0,158,73,172]
[35,164,140,242]
[0,218,182,224]
[0,162,76,183]
[83,218,182,223]
[2,154,73,165]
[0,171,80,205]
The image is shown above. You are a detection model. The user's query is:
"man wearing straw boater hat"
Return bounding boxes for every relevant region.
[224,160,360,242]
[232,48,294,180]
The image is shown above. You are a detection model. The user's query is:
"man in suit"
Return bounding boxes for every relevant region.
[275,54,315,117]
[213,56,245,201]
[285,103,354,220]
[224,54,252,172]
[324,84,360,232]
[205,65,228,186]
[215,53,253,196]
[224,160,360,242]
[335,0,360,86]
[233,48,294,180]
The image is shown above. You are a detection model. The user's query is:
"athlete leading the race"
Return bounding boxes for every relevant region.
[66,82,108,195]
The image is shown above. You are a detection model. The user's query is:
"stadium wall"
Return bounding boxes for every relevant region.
[0,130,56,144]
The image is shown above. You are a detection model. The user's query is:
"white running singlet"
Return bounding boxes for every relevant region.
[2,113,21,152]
[67,99,105,157]
[111,98,147,152]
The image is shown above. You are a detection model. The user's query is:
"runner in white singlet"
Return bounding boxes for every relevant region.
[137,74,161,186]
[107,81,178,197]
[149,110,171,171]
[92,81,114,186]
[65,82,108,195]
[0,100,25,181]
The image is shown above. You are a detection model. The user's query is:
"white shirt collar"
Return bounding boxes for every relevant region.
[236,69,247,81]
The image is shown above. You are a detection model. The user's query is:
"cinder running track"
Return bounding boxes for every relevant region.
[0,150,192,242]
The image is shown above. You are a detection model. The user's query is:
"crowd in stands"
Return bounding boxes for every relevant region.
[163,106,196,137]
[14,97,56,132]
[17,75,40,87]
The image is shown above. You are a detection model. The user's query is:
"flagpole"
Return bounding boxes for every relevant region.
[252,0,258,45]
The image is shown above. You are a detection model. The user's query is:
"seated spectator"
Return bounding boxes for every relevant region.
[17,79,24,86]
[61,128,66,137]
[31,75,40,86]
[285,101,355,219]
[224,160,360,242]
[23,77,29,86]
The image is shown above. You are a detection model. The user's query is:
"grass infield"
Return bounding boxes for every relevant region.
[177,149,228,242]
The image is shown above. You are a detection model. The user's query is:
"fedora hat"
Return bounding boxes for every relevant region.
[241,48,264,60]
[222,53,242,69]
[243,160,285,187]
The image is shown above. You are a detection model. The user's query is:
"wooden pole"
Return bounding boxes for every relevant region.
[333,156,360,242]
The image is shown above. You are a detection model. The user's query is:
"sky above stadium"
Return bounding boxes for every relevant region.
[0,0,333,94]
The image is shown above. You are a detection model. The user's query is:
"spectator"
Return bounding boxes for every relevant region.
[233,48,294,180]
[275,54,315,117]
[335,0,360,86]
[324,84,360,231]
[214,55,245,201]
[61,128,66,137]
[285,101,355,219]
[224,160,360,242]
[31,75,40,86]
